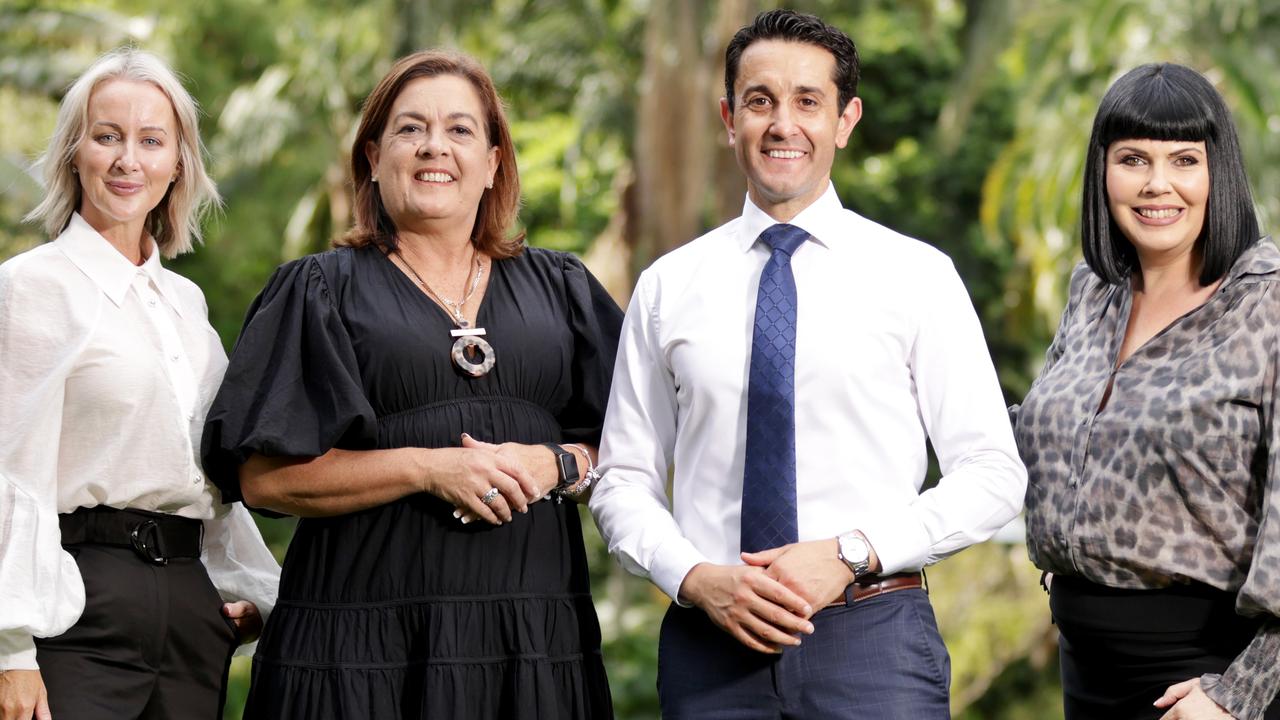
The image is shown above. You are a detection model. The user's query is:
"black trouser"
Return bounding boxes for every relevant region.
[34,535,239,718]
[1052,574,1280,720]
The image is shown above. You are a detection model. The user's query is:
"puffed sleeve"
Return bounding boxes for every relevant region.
[201,255,378,507]
[554,254,623,446]
[1202,281,1280,719]
[0,253,89,670]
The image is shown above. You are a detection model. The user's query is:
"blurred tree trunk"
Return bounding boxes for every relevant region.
[393,0,462,54]
[590,0,755,300]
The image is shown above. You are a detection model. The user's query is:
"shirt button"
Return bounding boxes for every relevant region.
[147,298,158,308]
[170,354,180,362]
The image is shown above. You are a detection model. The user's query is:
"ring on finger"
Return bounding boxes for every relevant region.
[481,487,500,505]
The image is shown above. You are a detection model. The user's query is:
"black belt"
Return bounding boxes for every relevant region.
[59,506,203,566]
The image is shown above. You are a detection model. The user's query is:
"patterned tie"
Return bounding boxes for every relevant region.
[741,223,808,554]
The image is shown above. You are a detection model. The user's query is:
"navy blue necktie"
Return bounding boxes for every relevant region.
[741,223,808,554]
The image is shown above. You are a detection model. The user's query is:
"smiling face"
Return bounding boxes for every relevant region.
[73,79,180,244]
[1105,138,1210,267]
[365,74,500,237]
[720,39,860,221]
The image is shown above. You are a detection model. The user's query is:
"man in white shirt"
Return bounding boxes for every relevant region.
[590,9,1026,718]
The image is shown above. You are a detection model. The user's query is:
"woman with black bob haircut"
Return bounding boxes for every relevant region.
[1015,63,1280,719]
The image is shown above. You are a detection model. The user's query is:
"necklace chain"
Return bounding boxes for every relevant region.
[395,246,484,328]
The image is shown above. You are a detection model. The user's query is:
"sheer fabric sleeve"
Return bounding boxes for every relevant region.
[201,500,281,657]
[1203,281,1280,719]
[555,254,623,446]
[201,255,377,508]
[0,255,89,670]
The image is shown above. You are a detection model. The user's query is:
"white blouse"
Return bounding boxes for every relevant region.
[0,213,280,670]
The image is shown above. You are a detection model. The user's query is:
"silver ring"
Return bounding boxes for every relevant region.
[481,487,500,506]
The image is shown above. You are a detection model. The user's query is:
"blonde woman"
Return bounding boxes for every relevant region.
[0,48,279,720]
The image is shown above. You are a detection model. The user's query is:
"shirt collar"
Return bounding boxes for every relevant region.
[56,213,178,314]
[1224,237,1280,284]
[737,182,845,253]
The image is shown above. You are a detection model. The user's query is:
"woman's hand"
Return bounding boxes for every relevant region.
[422,443,539,525]
[223,600,263,644]
[1154,678,1234,719]
[0,669,50,720]
[451,435,558,523]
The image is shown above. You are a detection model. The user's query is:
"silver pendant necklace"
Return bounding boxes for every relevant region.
[395,245,496,377]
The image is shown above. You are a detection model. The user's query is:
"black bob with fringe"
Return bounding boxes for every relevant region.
[1081,63,1259,285]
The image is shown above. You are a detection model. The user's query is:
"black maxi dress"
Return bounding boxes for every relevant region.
[201,244,620,719]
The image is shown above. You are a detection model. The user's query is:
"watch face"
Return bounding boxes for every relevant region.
[840,535,870,564]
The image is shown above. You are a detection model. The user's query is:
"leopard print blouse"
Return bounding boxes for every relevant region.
[1014,239,1280,719]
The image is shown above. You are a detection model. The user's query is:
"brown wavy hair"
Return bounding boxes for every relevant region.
[337,50,524,257]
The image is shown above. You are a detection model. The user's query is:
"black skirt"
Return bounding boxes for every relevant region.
[1051,574,1280,720]
[203,246,621,719]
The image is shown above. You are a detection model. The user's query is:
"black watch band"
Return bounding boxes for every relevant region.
[541,443,580,489]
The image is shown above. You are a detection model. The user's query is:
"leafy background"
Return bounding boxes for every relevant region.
[3,1,1278,717]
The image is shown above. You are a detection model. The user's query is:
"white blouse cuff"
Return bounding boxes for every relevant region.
[0,631,38,671]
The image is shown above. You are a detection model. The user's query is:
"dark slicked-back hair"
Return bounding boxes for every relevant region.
[1082,63,1259,285]
[724,9,860,113]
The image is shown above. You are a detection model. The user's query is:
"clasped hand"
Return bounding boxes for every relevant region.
[434,434,554,525]
[680,538,858,654]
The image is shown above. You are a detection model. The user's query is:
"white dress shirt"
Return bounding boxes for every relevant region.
[590,185,1027,602]
[0,213,280,670]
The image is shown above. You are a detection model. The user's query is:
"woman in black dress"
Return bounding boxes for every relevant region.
[202,50,619,719]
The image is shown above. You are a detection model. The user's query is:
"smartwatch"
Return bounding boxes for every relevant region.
[541,443,580,491]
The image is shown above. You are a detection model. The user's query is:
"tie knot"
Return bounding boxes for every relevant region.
[759,224,809,256]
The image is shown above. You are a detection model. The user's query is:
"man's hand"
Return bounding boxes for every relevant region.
[0,669,50,720]
[1154,678,1234,719]
[678,562,815,654]
[742,534,880,611]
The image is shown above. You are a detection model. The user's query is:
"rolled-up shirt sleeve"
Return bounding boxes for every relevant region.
[0,255,89,670]
[590,273,709,603]
[858,256,1027,574]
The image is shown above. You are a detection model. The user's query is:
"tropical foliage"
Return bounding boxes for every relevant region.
[4,1,1278,717]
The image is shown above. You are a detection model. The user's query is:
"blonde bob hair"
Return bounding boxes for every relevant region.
[25,47,220,258]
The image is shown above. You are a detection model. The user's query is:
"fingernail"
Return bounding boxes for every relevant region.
[805,623,815,634]
[453,509,462,518]
[462,433,471,439]
[461,516,470,524]
[803,605,812,616]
